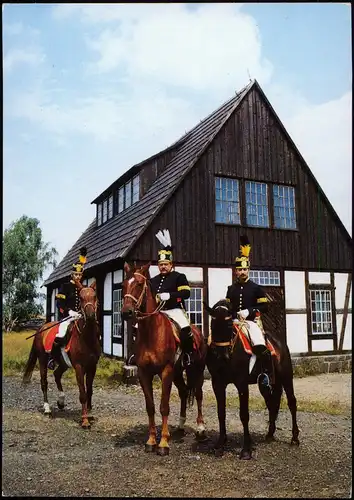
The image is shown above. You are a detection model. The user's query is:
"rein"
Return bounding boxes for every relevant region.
[124,272,166,320]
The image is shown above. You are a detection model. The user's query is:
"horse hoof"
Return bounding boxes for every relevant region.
[57,402,65,410]
[196,431,208,442]
[239,450,252,460]
[291,438,300,446]
[156,446,170,456]
[81,422,91,430]
[145,444,157,453]
[214,447,224,458]
[265,434,275,443]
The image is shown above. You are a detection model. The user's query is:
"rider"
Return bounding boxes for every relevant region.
[226,235,272,387]
[47,247,87,370]
[150,229,194,368]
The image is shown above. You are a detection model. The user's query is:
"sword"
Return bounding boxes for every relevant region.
[25,315,79,340]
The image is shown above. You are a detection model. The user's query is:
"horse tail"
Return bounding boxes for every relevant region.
[185,365,199,407]
[22,339,38,384]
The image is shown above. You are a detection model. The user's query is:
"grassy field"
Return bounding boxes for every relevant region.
[2,330,125,384]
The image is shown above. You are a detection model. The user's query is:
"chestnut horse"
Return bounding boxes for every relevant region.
[22,280,101,428]
[204,299,299,459]
[121,263,207,456]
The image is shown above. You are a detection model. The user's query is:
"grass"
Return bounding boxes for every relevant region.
[2,330,125,385]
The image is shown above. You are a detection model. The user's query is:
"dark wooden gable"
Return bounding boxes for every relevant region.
[44,81,254,286]
[130,82,352,272]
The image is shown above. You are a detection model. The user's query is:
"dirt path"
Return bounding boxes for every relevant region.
[2,373,352,498]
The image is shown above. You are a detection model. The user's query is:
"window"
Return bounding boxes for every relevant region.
[97,203,102,226]
[309,289,333,334]
[116,174,140,214]
[97,194,114,226]
[132,175,140,204]
[112,289,123,339]
[185,287,203,333]
[273,185,297,229]
[102,198,108,224]
[215,177,240,224]
[108,194,113,219]
[245,181,269,227]
[249,270,280,286]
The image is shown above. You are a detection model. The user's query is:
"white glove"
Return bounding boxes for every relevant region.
[68,309,81,319]
[237,309,249,320]
[159,293,170,301]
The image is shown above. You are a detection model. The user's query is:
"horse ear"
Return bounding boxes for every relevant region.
[124,262,133,279]
[203,301,216,318]
[90,280,96,291]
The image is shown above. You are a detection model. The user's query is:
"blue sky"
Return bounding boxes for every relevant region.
[3,3,352,281]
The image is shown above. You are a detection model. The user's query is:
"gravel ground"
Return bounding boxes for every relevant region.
[2,372,352,498]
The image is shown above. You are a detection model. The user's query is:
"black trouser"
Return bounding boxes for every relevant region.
[49,336,65,361]
[253,344,272,374]
[180,326,194,353]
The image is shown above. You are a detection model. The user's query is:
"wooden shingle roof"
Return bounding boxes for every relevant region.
[44,80,254,285]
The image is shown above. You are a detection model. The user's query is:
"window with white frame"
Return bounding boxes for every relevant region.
[273,184,297,229]
[249,270,281,286]
[97,194,114,227]
[117,174,140,214]
[185,287,203,333]
[112,289,123,339]
[215,176,240,224]
[245,181,269,227]
[309,288,333,334]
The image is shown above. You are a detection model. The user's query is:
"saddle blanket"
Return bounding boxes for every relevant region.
[43,324,73,354]
[233,323,278,359]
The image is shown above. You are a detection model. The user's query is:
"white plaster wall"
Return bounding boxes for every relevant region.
[311,339,333,352]
[208,268,233,308]
[285,314,308,354]
[284,271,305,309]
[308,272,331,284]
[149,265,159,278]
[113,270,123,284]
[336,313,352,350]
[103,316,111,355]
[103,272,112,310]
[174,266,203,283]
[334,273,352,309]
[87,277,95,286]
[51,289,57,314]
[113,343,122,357]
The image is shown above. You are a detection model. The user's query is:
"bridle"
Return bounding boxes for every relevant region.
[75,290,99,335]
[124,272,166,320]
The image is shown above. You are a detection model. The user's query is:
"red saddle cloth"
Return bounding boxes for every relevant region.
[43,324,73,354]
[233,323,278,359]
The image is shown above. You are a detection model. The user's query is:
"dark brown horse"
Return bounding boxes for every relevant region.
[22,280,101,428]
[121,263,207,456]
[204,299,299,459]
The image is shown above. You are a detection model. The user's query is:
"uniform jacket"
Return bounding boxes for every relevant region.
[226,279,268,321]
[56,281,81,319]
[150,271,190,310]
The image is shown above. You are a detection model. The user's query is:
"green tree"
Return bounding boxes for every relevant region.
[3,216,58,332]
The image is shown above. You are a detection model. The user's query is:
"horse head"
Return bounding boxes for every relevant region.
[203,299,232,321]
[73,279,98,324]
[121,262,152,321]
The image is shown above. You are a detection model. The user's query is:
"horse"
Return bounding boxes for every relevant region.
[121,262,208,456]
[22,280,101,429]
[204,299,299,459]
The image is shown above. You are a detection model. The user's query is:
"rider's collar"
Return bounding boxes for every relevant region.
[237,277,249,284]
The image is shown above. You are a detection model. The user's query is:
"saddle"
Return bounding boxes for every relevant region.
[232,322,279,360]
[43,323,74,354]
[162,315,198,351]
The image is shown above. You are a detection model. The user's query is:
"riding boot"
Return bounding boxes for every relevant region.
[47,337,64,370]
[253,344,273,390]
[180,326,194,368]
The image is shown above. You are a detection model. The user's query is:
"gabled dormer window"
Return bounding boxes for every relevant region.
[117,174,140,214]
[97,193,114,227]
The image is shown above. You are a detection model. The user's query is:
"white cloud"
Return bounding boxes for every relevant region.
[4,47,46,73]
[3,22,23,36]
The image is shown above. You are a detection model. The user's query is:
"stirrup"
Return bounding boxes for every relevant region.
[127,354,136,366]
[257,373,271,391]
[181,352,192,368]
[47,358,56,370]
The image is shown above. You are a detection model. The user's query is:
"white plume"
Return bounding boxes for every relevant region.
[155,229,172,248]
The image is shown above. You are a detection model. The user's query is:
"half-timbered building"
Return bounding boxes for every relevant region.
[44,80,352,361]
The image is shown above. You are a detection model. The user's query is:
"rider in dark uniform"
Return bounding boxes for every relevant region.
[226,235,272,387]
[150,229,194,368]
[47,247,87,370]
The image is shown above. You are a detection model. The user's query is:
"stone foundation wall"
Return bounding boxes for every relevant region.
[291,353,352,377]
